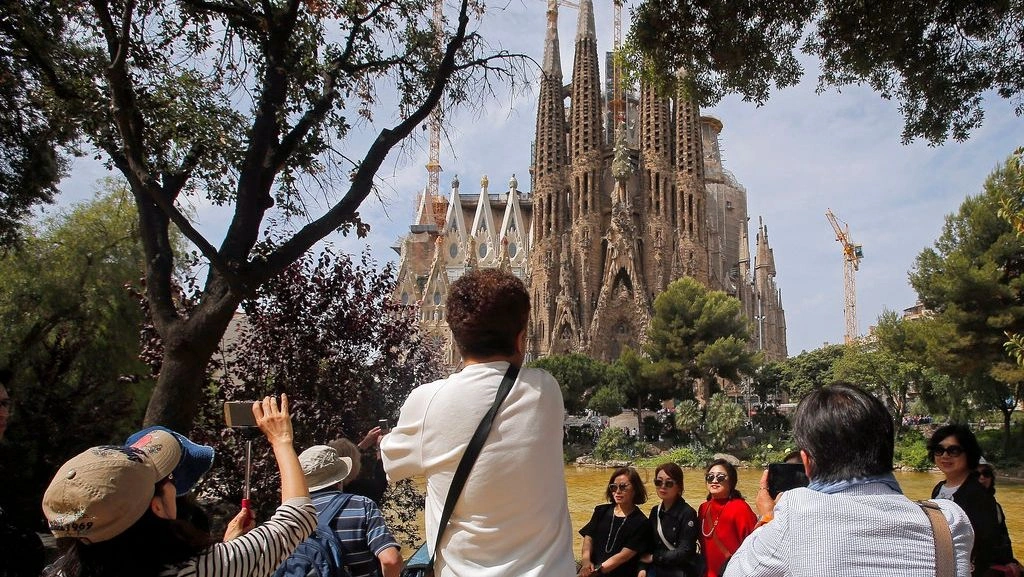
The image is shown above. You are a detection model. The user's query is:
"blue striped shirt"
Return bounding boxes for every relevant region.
[310,490,399,577]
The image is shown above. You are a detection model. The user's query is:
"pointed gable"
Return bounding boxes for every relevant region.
[471,174,497,263]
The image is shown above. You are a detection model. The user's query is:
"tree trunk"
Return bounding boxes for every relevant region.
[143,297,239,431]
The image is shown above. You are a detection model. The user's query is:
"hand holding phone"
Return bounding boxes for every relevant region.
[224,401,258,428]
[767,462,809,499]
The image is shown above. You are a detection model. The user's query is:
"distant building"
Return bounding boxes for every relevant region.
[392,0,788,396]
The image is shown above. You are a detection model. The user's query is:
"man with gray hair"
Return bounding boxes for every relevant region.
[299,445,401,577]
[725,382,975,577]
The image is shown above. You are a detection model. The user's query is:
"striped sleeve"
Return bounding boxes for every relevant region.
[167,498,317,577]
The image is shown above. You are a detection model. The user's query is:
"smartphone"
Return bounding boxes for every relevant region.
[378,418,390,432]
[224,401,258,428]
[767,462,809,498]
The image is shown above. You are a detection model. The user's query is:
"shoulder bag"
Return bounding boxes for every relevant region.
[400,364,519,577]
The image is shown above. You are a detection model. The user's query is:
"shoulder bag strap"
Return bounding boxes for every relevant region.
[428,364,520,567]
[918,500,954,577]
[655,505,676,551]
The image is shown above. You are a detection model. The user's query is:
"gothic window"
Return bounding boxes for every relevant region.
[433,291,442,305]
[509,242,518,258]
[401,292,409,305]
[449,243,458,258]
[479,243,488,258]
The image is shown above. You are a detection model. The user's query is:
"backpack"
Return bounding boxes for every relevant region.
[274,494,354,577]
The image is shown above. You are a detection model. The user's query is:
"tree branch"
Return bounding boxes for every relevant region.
[258,0,476,281]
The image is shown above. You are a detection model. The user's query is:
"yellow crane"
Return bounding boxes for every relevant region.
[825,209,864,343]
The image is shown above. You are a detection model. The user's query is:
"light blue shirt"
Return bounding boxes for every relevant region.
[724,482,975,577]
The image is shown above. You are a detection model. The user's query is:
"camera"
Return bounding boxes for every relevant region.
[767,462,809,498]
[224,401,259,428]
[378,418,390,431]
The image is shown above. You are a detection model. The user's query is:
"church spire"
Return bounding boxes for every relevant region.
[569,0,602,162]
[532,0,569,243]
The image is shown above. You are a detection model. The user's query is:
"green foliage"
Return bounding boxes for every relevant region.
[0,184,154,527]
[589,385,627,417]
[531,353,610,414]
[593,427,643,461]
[647,277,757,402]
[634,444,712,468]
[776,344,845,399]
[703,393,746,449]
[910,153,1024,450]
[674,400,702,434]
[626,0,1024,144]
[895,429,934,471]
[188,247,443,544]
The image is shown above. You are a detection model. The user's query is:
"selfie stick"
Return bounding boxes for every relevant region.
[242,438,252,509]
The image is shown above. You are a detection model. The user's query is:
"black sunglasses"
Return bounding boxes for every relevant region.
[705,472,728,484]
[930,445,965,458]
[609,483,631,493]
[978,469,994,478]
[653,479,676,488]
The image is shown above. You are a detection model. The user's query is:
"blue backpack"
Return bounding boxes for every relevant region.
[274,494,354,577]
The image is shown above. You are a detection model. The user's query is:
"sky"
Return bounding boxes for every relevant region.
[55,1,1024,356]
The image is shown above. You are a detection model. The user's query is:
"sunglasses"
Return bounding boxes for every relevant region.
[653,479,676,488]
[609,483,631,493]
[705,472,728,484]
[979,470,994,478]
[930,445,965,458]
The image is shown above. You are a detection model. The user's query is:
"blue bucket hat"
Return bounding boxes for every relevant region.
[125,426,215,496]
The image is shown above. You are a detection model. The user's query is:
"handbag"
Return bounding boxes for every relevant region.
[400,364,520,577]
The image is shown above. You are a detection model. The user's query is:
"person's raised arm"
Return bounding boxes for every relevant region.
[253,394,309,503]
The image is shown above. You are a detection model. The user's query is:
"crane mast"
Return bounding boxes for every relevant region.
[421,0,444,228]
[825,209,863,344]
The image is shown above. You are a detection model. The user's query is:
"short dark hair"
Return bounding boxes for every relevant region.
[792,382,894,483]
[929,424,983,470]
[447,269,529,358]
[978,463,997,495]
[605,467,647,505]
[704,459,744,501]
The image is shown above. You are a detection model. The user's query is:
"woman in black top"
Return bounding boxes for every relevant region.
[929,424,1000,577]
[639,462,703,577]
[578,467,653,577]
[977,459,1023,575]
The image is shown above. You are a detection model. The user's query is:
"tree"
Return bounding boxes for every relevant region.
[2,0,525,430]
[530,353,610,414]
[703,393,746,450]
[910,154,1024,449]
[185,246,442,543]
[775,344,845,400]
[645,277,758,403]
[625,0,1024,144]
[0,184,154,527]
[602,346,672,441]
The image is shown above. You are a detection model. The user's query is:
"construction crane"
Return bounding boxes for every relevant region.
[610,0,625,125]
[825,208,864,344]
[418,0,446,229]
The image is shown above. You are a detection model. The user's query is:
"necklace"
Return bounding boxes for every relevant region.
[605,510,628,553]
[701,503,722,538]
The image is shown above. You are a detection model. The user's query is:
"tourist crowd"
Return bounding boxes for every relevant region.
[3,269,1022,577]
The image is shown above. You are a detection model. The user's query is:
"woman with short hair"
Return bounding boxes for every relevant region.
[638,462,702,577]
[578,467,652,577]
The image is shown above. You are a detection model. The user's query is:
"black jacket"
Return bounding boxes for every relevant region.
[932,473,999,577]
[646,499,704,577]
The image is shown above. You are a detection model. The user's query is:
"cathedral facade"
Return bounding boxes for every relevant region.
[393,0,787,376]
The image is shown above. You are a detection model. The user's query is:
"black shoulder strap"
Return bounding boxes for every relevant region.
[428,364,519,566]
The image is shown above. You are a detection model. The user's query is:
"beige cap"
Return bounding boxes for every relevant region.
[43,429,180,543]
[299,445,353,492]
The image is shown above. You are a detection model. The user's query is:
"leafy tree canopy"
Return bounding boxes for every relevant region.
[0,183,154,527]
[775,343,845,399]
[910,153,1024,444]
[625,0,1024,143]
[1,0,525,429]
[646,277,757,402]
[530,353,609,414]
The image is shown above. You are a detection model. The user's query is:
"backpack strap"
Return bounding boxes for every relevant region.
[319,493,354,531]
[428,364,519,568]
[918,500,954,577]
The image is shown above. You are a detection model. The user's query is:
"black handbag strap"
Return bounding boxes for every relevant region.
[428,363,519,567]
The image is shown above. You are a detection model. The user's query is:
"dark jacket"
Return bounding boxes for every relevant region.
[932,473,1000,577]
[646,499,704,577]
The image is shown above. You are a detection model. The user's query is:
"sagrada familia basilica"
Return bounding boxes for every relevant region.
[393,0,788,387]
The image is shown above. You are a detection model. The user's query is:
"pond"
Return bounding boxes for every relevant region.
[565,465,1024,557]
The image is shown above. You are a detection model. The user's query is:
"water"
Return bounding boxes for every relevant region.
[565,466,1024,557]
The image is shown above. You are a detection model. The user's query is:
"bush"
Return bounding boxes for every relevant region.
[895,429,933,471]
[594,427,643,461]
[634,444,712,468]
